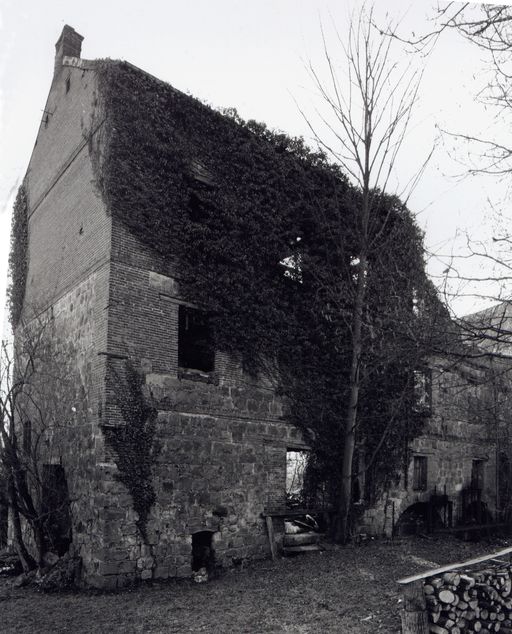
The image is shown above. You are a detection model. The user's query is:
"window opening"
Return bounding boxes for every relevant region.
[178,306,215,372]
[188,159,216,186]
[471,459,485,491]
[42,464,72,556]
[279,237,303,283]
[191,530,215,572]
[65,76,71,93]
[286,449,309,507]
[413,369,432,415]
[23,419,32,455]
[412,455,428,491]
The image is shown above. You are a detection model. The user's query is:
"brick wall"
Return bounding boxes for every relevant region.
[20,59,111,575]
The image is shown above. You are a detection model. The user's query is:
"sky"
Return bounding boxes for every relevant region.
[1,0,512,337]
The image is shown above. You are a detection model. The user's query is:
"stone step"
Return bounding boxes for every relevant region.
[282,544,322,555]
[282,532,325,546]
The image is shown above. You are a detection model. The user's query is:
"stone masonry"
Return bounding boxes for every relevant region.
[19,26,308,588]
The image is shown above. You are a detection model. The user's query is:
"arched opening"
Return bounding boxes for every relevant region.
[191,530,215,573]
[395,502,444,536]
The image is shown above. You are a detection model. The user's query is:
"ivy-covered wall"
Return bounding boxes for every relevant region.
[7,184,28,328]
[95,60,442,507]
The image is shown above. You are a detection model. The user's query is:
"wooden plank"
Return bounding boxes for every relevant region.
[401,580,428,634]
[397,546,512,585]
[265,516,277,561]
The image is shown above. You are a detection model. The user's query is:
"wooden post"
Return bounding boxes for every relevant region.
[392,501,395,539]
[265,516,277,560]
[400,580,428,634]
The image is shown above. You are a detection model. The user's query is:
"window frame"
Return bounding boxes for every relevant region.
[412,455,428,492]
[177,305,215,373]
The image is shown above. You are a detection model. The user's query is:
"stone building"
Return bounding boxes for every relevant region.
[16,25,308,588]
[360,353,504,538]
[14,25,506,587]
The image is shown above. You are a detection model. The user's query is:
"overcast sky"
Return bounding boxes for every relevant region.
[1,0,512,337]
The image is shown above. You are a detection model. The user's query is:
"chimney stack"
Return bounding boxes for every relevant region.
[54,25,83,75]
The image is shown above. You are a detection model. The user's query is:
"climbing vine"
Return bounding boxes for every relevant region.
[8,184,29,328]
[104,361,159,541]
[91,61,446,509]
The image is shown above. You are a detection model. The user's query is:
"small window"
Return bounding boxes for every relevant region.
[65,76,71,93]
[188,159,215,186]
[279,237,303,283]
[413,369,432,415]
[413,455,428,491]
[23,420,32,455]
[471,459,485,490]
[178,306,215,372]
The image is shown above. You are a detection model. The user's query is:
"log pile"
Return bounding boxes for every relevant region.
[424,565,512,633]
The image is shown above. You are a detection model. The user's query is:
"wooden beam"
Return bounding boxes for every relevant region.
[401,580,428,634]
[262,508,334,518]
[265,516,277,561]
[397,546,512,585]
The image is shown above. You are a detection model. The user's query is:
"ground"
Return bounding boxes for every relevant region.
[0,535,508,633]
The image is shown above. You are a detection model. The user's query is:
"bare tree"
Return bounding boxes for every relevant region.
[299,6,429,542]
[0,314,82,570]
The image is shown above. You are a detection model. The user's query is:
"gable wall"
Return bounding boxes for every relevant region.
[20,61,111,571]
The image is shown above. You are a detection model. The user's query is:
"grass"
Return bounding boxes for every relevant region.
[0,535,508,633]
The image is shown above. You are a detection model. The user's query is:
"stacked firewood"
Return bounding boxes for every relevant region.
[424,565,512,633]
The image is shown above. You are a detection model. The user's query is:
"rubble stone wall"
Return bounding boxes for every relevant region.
[360,361,498,537]
[86,218,306,587]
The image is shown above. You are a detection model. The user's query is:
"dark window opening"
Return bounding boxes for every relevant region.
[412,455,428,491]
[192,530,215,572]
[498,452,511,510]
[178,306,215,372]
[42,464,72,556]
[65,76,71,93]
[188,192,213,223]
[23,420,32,455]
[471,459,485,491]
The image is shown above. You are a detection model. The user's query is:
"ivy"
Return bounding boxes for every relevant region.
[103,361,159,541]
[93,61,445,510]
[8,184,29,328]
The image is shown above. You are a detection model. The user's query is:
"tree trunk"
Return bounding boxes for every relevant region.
[334,250,368,543]
[32,520,46,568]
[7,477,36,572]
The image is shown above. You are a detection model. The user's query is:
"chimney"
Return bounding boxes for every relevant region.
[54,25,83,75]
